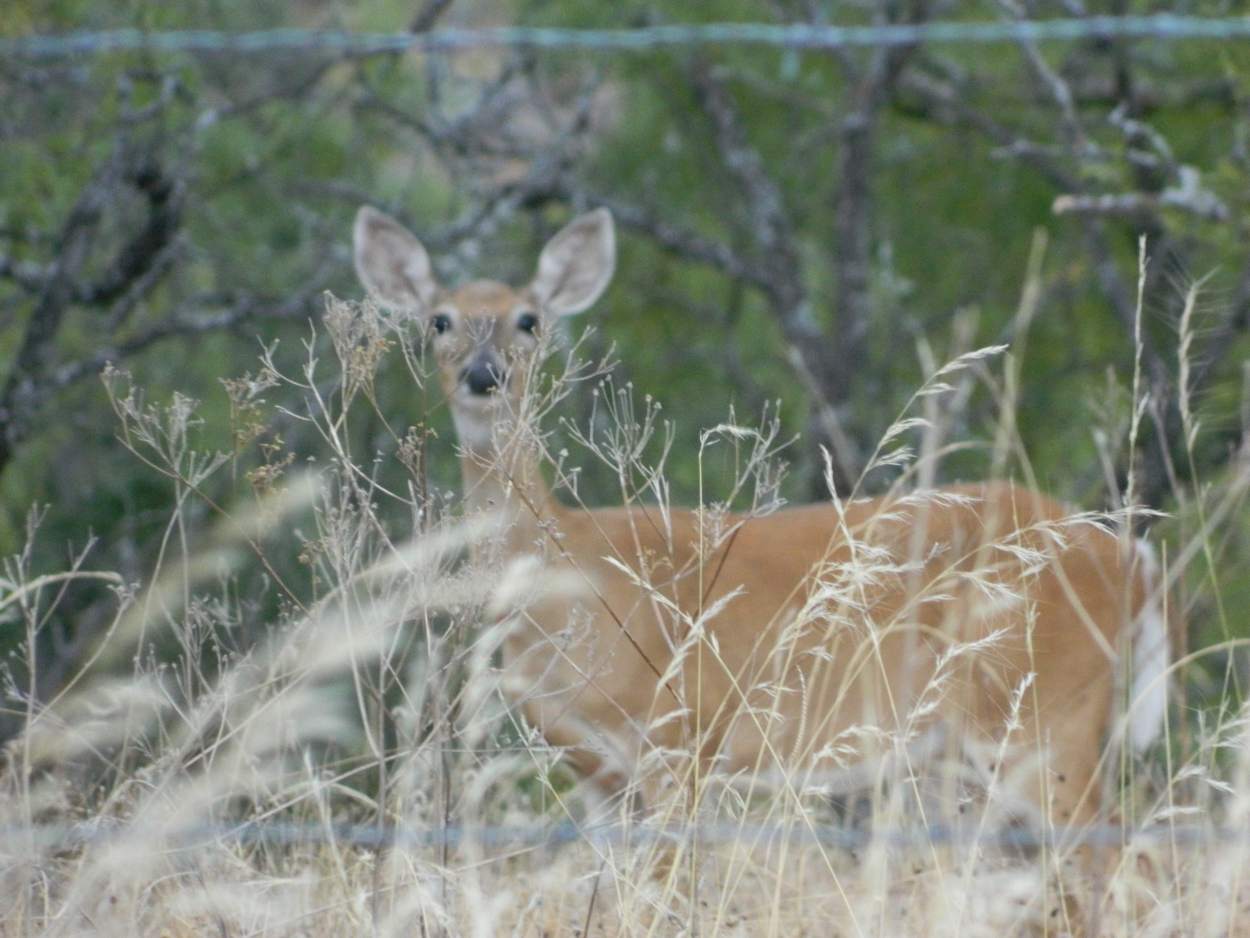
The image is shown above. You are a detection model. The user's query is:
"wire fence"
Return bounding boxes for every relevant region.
[3,15,1250,61]
[4,819,1248,853]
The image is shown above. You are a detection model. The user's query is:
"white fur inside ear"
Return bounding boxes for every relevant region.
[531,208,616,316]
[353,206,438,309]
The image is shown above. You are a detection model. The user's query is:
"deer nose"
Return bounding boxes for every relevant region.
[462,358,505,395]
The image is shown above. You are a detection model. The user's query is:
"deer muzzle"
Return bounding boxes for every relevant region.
[461,355,507,396]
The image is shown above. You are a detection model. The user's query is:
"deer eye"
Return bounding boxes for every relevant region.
[516,312,539,334]
[431,313,452,335]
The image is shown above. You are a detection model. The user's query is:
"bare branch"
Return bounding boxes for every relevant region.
[558,185,774,291]
[997,0,1089,151]
[0,149,120,469]
[685,62,830,362]
[46,288,323,397]
[895,63,1075,189]
[410,0,455,34]
[79,159,185,306]
[1052,169,1229,223]
[0,254,49,292]
[690,61,800,299]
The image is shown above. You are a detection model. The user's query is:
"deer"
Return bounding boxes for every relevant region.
[351,204,1171,856]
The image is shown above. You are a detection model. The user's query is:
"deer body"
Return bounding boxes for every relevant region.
[353,205,1169,835]
[494,475,1147,829]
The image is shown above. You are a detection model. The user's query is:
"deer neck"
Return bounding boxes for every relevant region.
[452,405,557,553]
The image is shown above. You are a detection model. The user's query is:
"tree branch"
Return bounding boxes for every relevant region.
[45,289,323,398]
[78,159,185,307]
[0,151,118,471]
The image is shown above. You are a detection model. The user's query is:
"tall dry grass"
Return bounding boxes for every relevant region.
[1,254,1249,937]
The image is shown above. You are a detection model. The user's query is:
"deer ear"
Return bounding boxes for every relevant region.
[530,208,615,317]
[353,206,438,309]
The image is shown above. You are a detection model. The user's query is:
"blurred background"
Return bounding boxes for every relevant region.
[2,1,1248,734]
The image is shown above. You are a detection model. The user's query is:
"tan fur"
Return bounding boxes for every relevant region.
[353,205,1161,837]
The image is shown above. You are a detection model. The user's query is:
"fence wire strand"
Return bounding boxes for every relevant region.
[3,16,1250,61]
[3,819,1247,853]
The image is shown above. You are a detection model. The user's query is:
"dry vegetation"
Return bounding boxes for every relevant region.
[2,279,1249,938]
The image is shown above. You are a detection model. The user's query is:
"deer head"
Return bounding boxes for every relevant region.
[353,206,615,448]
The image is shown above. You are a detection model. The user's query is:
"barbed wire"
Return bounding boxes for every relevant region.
[3,819,1246,852]
[2,15,1250,61]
